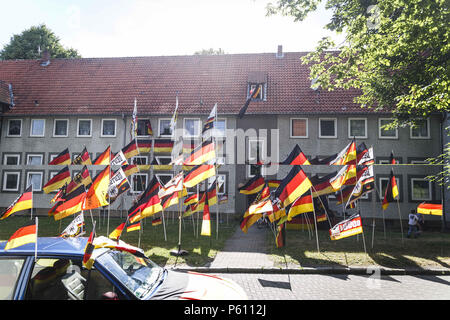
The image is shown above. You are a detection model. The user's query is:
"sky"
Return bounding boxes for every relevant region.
[0,0,345,58]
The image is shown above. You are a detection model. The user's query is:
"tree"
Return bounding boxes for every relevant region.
[0,24,81,60]
[194,48,226,55]
[266,0,449,127]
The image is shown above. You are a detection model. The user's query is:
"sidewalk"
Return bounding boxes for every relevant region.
[171,224,450,276]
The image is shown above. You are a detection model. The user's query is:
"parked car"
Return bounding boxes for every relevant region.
[0,236,247,300]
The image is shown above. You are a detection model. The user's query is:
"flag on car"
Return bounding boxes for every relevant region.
[4,219,37,250]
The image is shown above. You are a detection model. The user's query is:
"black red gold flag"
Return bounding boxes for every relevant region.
[49,148,71,165]
[4,219,37,250]
[1,185,33,220]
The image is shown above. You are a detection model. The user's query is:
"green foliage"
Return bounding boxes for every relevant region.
[266,0,449,126]
[0,24,81,60]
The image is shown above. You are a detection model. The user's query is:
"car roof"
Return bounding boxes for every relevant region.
[0,237,88,257]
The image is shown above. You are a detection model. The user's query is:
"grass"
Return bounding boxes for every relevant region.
[0,214,237,268]
[267,224,450,270]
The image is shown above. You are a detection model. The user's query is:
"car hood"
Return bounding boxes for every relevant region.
[149,270,247,300]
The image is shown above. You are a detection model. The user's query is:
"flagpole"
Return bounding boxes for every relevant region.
[357,200,367,254]
[310,188,320,253]
[35,216,38,262]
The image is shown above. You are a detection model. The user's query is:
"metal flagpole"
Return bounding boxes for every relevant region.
[35,216,38,262]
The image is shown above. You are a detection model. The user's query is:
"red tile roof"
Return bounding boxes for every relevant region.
[0,52,376,116]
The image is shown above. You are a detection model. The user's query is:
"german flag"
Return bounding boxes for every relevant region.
[184,193,199,205]
[66,166,92,194]
[417,202,443,216]
[43,166,71,194]
[93,146,111,165]
[152,217,162,227]
[238,175,265,195]
[82,166,110,210]
[83,226,96,269]
[274,165,312,208]
[121,164,139,177]
[72,147,92,165]
[127,219,141,232]
[280,144,310,165]
[328,140,357,166]
[240,210,261,233]
[182,140,197,154]
[275,222,286,248]
[207,180,218,206]
[287,194,314,221]
[329,164,356,191]
[239,84,262,118]
[161,191,179,210]
[109,222,125,241]
[248,199,273,216]
[1,185,33,220]
[356,143,374,165]
[4,219,37,250]
[49,148,71,165]
[183,164,216,188]
[201,196,211,236]
[51,185,87,221]
[268,179,281,189]
[128,188,162,221]
[136,176,161,203]
[183,138,216,165]
[310,173,336,197]
[154,139,174,153]
[202,103,217,134]
[122,139,139,159]
[137,139,152,153]
[382,170,399,210]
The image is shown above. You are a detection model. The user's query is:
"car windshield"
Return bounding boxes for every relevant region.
[96,249,164,299]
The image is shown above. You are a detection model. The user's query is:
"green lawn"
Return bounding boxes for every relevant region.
[267,224,450,270]
[0,214,237,267]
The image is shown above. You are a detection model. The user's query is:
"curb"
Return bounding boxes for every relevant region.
[169,266,450,276]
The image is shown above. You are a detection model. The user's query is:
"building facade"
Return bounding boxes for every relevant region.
[0,47,447,227]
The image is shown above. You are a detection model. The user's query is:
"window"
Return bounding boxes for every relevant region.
[208,174,226,195]
[378,157,401,164]
[348,118,367,139]
[290,118,308,138]
[137,119,152,137]
[77,119,92,137]
[247,139,264,177]
[319,118,337,138]
[3,154,20,165]
[378,176,401,201]
[27,154,43,165]
[0,258,26,300]
[410,119,430,139]
[379,118,398,139]
[247,83,265,101]
[184,118,201,138]
[212,119,226,137]
[53,119,69,137]
[155,156,172,165]
[2,171,20,191]
[101,119,116,137]
[26,171,43,192]
[7,119,22,136]
[155,174,173,186]
[30,119,45,137]
[158,119,172,137]
[132,173,147,193]
[410,178,432,201]
[132,156,148,165]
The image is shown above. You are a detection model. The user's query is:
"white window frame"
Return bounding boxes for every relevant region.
[26,154,43,165]
[132,156,148,165]
[158,118,173,138]
[410,178,432,201]
[53,119,69,137]
[7,119,22,137]
[26,171,43,192]
[3,171,20,191]
[131,173,148,193]
[155,156,172,165]
[290,118,308,138]
[247,138,265,178]
[155,173,173,186]
[319,118,337,138]
[348,118,367,139]
[378,177,400,200]
[212,118,227,137]
[101,119,117,137]
[30,119,45,137]
[77,119,92,137]
[208,174,226,195]
[410,118,430,140]
[3,154,20,165]
[378,118,398,139]
[183,118,201,138]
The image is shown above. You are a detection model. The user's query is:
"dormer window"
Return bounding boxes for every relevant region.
[247,71,267,101]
